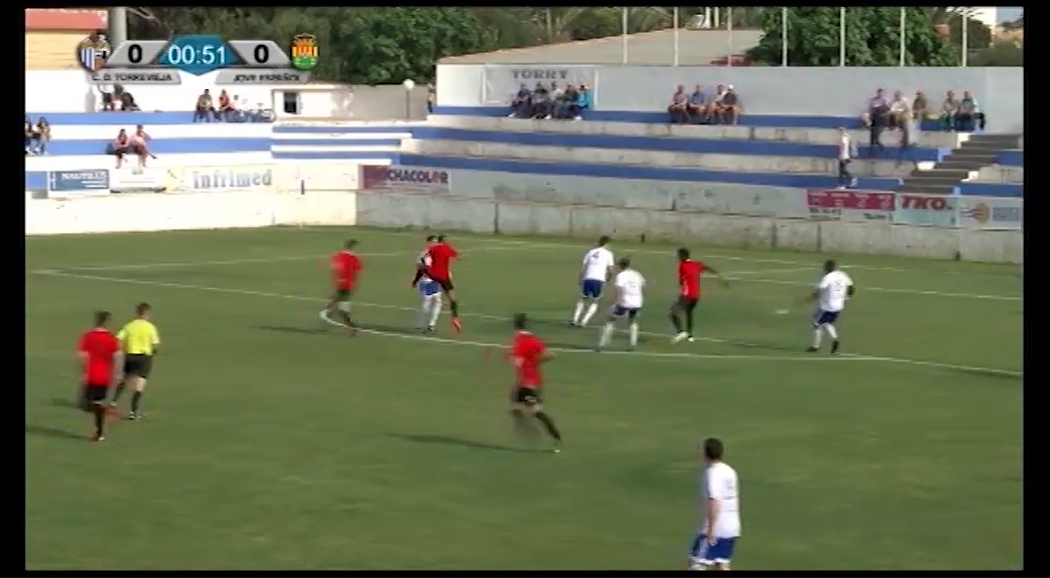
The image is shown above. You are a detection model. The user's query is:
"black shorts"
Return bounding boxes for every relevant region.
[674,296,699,312]
[431,277,454,292]
[82,383,109,404]
[123,354,153,379]
[513,386,541,406]
[332,288,353,302]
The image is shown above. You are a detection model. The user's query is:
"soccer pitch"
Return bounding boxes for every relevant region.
[25,226,1022,570]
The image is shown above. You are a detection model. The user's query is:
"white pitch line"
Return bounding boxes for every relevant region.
[31,269,1023,378]
[317,309,863,363]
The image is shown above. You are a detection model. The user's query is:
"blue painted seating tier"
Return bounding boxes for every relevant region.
[409,108,948,192]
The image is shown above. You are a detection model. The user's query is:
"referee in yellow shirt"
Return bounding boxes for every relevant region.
[111,302,161,420]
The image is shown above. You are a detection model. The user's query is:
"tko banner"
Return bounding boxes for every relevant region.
[806,189,895,222]
[360,166,450,193]
[894,194,957,226]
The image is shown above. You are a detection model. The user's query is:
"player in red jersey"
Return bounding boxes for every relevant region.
[507,313,562,452]
[77,310,120,442]
[670,247,729,344]
[426,235,463,332]
[326,239,363,333]
[409,235,437,288]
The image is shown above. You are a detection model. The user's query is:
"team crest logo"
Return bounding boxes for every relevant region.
[77,34,110,72]
[290,34,318,71]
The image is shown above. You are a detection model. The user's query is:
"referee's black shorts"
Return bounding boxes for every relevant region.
[123,354,153,379]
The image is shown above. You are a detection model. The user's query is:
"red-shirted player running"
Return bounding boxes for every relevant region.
[327,239,363,333]
[670,247,729,344]
[507,313,562,453]
[77,310,121,442]
[425,235,463,332]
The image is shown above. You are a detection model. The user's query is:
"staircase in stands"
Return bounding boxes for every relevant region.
[893,133,1024,195]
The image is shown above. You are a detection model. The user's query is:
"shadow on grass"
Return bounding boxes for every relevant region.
[256,325,329,336]
[25,424,84,441]
[388,433,538,454]
[48,397,82,410]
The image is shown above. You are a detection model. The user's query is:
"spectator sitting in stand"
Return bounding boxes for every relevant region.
[687,85,709,124]
[529,83,552,119]
[571,84,591,120]
[667,84,689,124]
[708,84,727,123]
[509,84,532,118]
[108,128,133,168]
[956,90,985,131]
[940,90,959,131]
[119,90,140,112]
[194,89,216,123]
[719,84,742,125]
[252,101,276,123]
[96,82,116,111]
[30,117,51,155]
[912,90,930,121]
[226,95,246,122]
[217,89,233,121]
[553,83,579,119]
[888,90,911,130]
[24,116,34,155]
[131,124,156,169]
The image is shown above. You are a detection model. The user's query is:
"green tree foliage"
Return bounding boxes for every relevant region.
[128,7,496,84]
[747,7,960,66]
[970,40,1023,66]
[126,7,769,83]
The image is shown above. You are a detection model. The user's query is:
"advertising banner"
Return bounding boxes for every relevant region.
[956,196,1023,230]
[46,169,109,196]
[805,189,895,222]
[110,168,168,193]
[180,165,274,193]
[894,194,957,227]
[481,65,597,106]
[360,166,451,193]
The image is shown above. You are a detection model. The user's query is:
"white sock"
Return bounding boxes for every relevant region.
[581,302,599,326]
[629,323,639,348]
[429,298,443,327]
[825,323,839,340]
[417,299,429,328]
[599,322,615,347]
[571,301,585,324]
[812,326,823,348]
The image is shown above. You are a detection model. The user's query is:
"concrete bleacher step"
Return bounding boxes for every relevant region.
[894,132,1024,194]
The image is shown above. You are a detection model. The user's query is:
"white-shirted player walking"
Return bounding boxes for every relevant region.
[570,235,615,328]
[597,257,646,351]
[688,437,741,571]
[808,259,854,354]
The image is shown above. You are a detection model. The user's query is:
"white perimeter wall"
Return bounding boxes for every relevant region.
[437,64,1024,133]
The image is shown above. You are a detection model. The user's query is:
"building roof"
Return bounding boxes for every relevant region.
[439,28,764,66]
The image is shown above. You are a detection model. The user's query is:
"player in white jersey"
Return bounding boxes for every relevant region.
[411,236,443,333]
[597,257,646,351]
[569,235,615,328]
[807,259,854,354]
[688,437,741,571]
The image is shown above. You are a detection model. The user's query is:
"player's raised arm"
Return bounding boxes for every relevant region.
[702,262,730,288]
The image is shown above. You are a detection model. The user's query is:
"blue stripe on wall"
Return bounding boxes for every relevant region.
[25,171,46,191]
[413,127,946,161]
[995,150,1023,167]
[955,182,1024,197]
[399,154,901,191]
[36,138,271,155]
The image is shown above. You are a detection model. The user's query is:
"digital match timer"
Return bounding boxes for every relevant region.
[79,33,314,86]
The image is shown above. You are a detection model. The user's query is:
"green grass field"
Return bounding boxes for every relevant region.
[25,226,1022,570]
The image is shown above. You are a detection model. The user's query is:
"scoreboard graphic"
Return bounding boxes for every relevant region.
[77,33,316,85]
